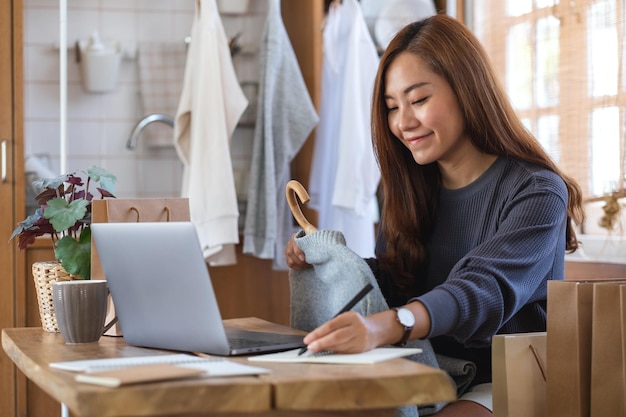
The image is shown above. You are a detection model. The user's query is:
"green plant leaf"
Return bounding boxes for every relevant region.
[54,228,92,280]
[87,166,117,195]
[33,173,71,191]
[9,208,56,249]
[43,198,89,232]
[10,208,43,240]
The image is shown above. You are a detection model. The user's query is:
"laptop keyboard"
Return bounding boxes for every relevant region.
[225,329,304,354]
[229,337,278,349]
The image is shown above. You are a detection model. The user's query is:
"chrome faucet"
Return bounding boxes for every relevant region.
[126,113,175,150]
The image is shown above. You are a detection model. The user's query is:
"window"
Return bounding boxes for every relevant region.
[470,0,626,201]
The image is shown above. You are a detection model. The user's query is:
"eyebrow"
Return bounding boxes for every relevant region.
[384,82,431,100]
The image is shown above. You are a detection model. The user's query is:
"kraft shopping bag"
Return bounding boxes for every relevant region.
[590,282,626,417]
[492,332,546,417]
[91,198,190,336]
[546,280,594,417]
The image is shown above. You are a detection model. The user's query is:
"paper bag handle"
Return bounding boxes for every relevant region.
[128,206,172,222]
[529,343,546,381]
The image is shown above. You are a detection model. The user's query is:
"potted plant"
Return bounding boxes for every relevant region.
[12,165,117,278]
[10,166,117,331]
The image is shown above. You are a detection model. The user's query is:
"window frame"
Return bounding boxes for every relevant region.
[466,0,626,199]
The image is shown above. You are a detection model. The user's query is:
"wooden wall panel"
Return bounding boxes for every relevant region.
[1,1,25,417]
[283,0,323,228]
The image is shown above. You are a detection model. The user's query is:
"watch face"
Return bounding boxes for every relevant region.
[397,308,415,327]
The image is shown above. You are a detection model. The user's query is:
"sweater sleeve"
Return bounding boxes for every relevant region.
[417,173,568,346]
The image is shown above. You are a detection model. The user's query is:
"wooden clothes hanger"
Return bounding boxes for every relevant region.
[285,180,317,234]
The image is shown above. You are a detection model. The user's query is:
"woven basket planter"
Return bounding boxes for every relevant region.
[32,261,77,332]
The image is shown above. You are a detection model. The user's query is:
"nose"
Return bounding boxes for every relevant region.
[397,105,419,132]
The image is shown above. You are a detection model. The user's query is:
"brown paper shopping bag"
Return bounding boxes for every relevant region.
[546,280,595,417]
[590,282,626,417]
[91,198,190,336]
[492,332,546,417]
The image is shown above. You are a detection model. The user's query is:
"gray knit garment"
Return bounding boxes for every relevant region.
[289,229,453,416]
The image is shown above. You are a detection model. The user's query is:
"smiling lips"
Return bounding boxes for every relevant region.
[405,132,432,144]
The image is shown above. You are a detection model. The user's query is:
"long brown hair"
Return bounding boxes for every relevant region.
[371,14,584,293]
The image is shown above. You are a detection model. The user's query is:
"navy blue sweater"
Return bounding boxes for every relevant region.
[368,156,568,384]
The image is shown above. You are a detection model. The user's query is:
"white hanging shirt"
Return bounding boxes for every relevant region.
[309,0,380,258]
[174,0,248,265]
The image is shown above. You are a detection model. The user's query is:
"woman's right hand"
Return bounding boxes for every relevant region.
[285,234,311,269]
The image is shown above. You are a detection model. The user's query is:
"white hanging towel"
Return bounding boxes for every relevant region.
[174,0,248,265]
[308,0,381,258]
[242,0,319,270]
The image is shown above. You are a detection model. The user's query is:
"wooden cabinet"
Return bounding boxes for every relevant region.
[0,1,25,417]
[21,241,62,417]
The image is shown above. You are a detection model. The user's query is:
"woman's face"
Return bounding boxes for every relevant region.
[384,52,468,166]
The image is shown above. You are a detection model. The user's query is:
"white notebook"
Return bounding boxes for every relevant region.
[50,354,213,372]
[74,364,207,387]
[247,347,422,365]
[50,353,270,377]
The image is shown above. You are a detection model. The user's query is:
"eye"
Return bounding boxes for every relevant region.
[412,97,428,105]
[386,106,398,113]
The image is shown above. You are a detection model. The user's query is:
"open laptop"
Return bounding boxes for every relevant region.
[91,222,305,356]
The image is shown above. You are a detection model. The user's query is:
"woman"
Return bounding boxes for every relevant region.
[285,14,584,416]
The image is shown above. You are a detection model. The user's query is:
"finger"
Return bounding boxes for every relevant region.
[285,247,305,268]
[291,244,306,264]
[303,313,364,353]
[285,239,309,269]
[307,329,359,353]
[294,240,306,259]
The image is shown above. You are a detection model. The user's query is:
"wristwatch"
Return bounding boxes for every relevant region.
[392,307,415,347]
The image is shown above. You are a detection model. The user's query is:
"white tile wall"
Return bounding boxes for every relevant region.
[23,0,265,201]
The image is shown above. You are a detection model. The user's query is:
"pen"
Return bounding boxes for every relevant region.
[298,282,374,356]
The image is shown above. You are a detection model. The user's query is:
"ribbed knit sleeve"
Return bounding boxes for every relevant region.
[416,157,568,346]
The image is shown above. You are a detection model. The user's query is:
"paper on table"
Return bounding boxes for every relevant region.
[74,360,271,388]
[247,347,422,364]
[50,353,270,378]
[75,364,206,387]
[181,360,270,377]
[50,353,216,372]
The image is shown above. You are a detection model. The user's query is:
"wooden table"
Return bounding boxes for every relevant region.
[2,317,456,417]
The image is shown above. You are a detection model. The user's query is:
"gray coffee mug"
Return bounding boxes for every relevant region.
[52,280,110,344]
